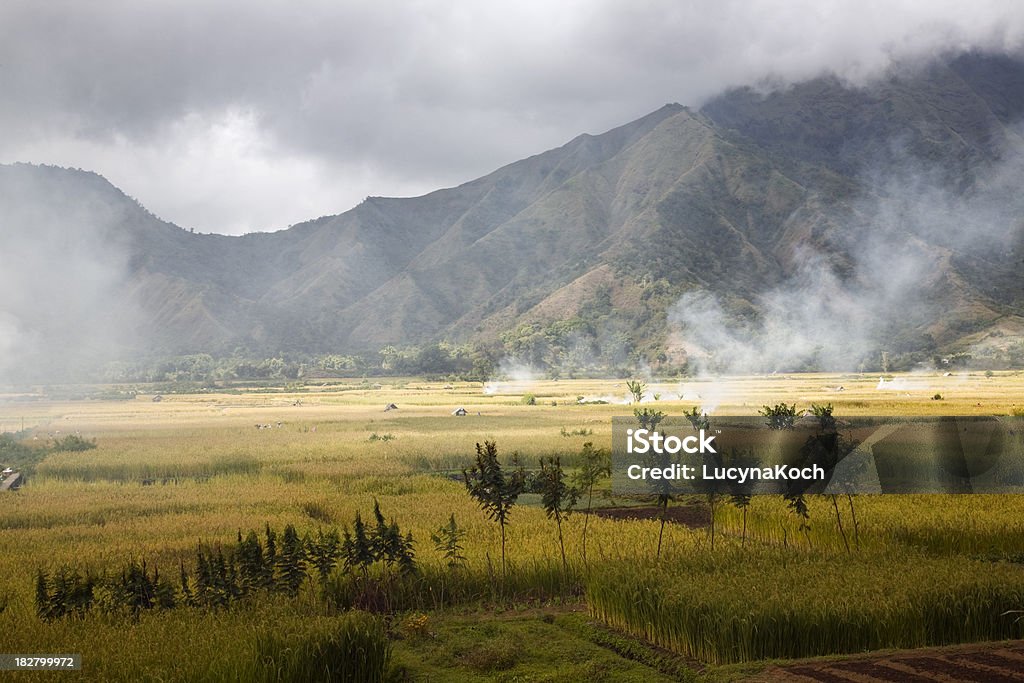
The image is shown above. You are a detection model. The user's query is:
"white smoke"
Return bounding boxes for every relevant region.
[667,128,1024,375]
[483,358,542,395]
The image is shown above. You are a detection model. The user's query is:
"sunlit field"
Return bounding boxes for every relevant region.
[2,372,1024,680]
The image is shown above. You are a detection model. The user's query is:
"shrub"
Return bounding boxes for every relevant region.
[50,435,97,452]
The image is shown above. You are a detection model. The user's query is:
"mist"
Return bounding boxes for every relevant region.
[667,126,1024,375]
[0,165,141,384]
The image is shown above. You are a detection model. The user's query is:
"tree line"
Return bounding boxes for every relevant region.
[35,504,416,621]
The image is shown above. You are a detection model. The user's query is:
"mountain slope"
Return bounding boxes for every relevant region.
[2,51,1023,375]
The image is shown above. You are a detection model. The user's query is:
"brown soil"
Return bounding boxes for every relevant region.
[757,641,1024,682]
[592,503,710,528]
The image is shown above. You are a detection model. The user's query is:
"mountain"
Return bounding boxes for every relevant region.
[2,51,1024,376]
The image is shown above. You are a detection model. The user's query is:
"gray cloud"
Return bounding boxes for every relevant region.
[1,0,1022,234]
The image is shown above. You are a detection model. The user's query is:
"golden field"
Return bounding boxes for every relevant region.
[1,371,1024,681]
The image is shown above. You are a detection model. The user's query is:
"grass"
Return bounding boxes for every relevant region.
[587,548,1024,664]
[2,372,1024,678]
[389,609,693,681]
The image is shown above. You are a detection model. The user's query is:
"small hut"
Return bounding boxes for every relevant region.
[384,403,398,412]
[451,407,468,416]
[1,471,22,491]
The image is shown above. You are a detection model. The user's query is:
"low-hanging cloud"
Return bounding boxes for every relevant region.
[1,0,1022,233]
[0,165,142,384]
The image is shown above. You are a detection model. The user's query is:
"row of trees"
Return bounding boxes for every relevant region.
[35,505,417,621]
[462,398,864,573]
[640,401,861,556]
[462,441,610,578]
[97,344,493,384]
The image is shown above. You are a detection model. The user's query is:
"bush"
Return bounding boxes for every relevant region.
[521,394,536,405]
[398,612,431,639]
[50,435,97,452]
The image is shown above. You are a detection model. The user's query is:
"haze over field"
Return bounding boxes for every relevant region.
[1,3,1024,381]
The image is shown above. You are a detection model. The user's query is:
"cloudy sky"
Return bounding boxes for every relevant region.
[2,1,1022,235]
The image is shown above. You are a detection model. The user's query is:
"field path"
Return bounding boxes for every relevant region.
[758,641,1024,681]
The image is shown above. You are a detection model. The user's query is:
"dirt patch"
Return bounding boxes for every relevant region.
[592,503,710,528]
[759,641,1024,682]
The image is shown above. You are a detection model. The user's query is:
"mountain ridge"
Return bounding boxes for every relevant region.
[2,51,1023,377]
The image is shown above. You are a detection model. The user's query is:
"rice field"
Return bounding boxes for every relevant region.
[1,371,1024,680]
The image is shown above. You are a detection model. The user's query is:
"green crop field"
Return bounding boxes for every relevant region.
[2,372,1024,681]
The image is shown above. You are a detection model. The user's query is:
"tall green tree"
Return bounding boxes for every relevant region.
[685,408,724,550]
[761,403,810,546]
[236,530,269,593]
[463,441,525,578]
[572,442,610,566]
[809,403,854,553]
[276,524,308,596]
[307,527,342,580]
[634,408,672,558]
[538,456,579,576]
[342,512,375,578]
[431,514,467,570]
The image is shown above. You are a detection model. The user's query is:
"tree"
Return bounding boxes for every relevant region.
[396,531,417,578]
[342,512,375,578]
[307,527,341,580]
[809,403,853,553]
[759,403,797,430]
[685,408,721,550]
[236,530,270,593]
[626,380,646,404]
[634,408,665,431]
[572,442,611,565]
[634,408,671,558]
[179,560,195,607]
[761,403,809,546]
[264,523,277,570]
[463,441,526,578]
[725,447,757,547]
[276,525,308,596]
[120,560,157,615]
[431,514,467,570]
[369,500,417,577]
[538,456,579,576]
